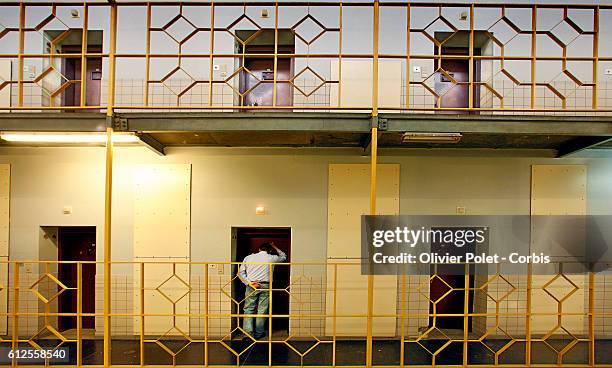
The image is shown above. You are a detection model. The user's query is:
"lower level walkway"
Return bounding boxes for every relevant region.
[20,338,612,366]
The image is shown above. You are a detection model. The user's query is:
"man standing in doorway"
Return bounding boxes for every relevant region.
[238,242,287,340]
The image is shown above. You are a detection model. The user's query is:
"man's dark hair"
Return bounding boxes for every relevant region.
[258,243,273,253]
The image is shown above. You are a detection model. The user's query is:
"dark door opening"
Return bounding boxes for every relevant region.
[429,227,476,331]
[61,45,102,112]
[232,227,291,337]
[57,226,96,331]
[435,47,480,114]
[242,55,293,108]
[236,31,295,110]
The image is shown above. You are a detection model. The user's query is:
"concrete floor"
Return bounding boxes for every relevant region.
[20,338,612,366]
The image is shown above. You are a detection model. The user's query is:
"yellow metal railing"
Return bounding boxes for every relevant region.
[0,1,611,113]
[0,260,609,367]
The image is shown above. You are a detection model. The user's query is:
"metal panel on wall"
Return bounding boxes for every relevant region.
[133,164,191,335]
[530,165,586,335]
[326,164,399,336]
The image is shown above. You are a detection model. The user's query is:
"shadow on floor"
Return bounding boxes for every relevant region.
[13,338,612,366]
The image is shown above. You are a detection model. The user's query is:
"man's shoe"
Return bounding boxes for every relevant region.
[242,336,252,344]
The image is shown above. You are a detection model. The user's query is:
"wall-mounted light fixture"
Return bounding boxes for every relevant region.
[0,132,140,143]
[402,132,462,143]
[255,206,266,215]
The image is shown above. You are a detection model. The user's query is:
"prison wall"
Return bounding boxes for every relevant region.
[0,147,611,339]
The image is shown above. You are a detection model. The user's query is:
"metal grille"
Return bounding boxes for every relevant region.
[0,260,610,367]
[1,2,612,113]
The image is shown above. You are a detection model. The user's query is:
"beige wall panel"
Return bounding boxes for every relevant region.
[0,164,9,257]
[326,164,399,336]
[0,60,10,110]
[133,164,191,336]
[531,165,586,216]
[530,165,586,335]
[330,60,402,109]
[0,256,6,335]
[0,164,8,335]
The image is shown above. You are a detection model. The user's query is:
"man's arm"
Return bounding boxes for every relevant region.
[269,243,287,262]
[238,257,261,288]
[238,261,251,285]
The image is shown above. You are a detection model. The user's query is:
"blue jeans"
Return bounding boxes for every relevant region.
[242,282,269,339]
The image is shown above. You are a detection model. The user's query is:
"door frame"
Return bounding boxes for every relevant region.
[230,226,293,337]
[39,225,97,331]
[57,226,97,331]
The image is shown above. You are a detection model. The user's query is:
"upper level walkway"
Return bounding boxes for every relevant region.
[0,1,611,115]
[1,1,612,155]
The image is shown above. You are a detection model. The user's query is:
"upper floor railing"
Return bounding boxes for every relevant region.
[1,1,612,114]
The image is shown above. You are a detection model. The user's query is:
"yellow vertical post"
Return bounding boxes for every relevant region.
[399,274,406,367]
[366,128,377,368]
[107,5,118,114]
[144,4,152,107]
[589,269,595,366]
[592,6,599,110]
[337,2,343,107]
[371,0,380,119]
[268,263,273,367]
[103,126,114,368]
[332,264,338,368]
[79,5,89,108]
[463,264,470,367]
[468,4,474,111]
[525,264,532,366]
[77,263,83,367]
[204,264,209,367]
[405,3,410,111]
[139,263,145,367]
[208,1,215,107]
[530,6,537,110]
[272,1,279,107]
[366,2,380,368]
[10,262,20,368]
[104,3,118,367]
[17,3,25,108]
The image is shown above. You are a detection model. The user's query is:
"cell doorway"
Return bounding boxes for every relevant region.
[58,226,96,331]
[40,226,96,332]
[231,227,291,338]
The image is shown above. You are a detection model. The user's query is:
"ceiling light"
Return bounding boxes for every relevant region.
[402,132,462,143]
[0,132,140,143]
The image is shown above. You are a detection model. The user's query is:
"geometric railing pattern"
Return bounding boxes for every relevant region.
[0,2,611,113]
[0,260,609,367]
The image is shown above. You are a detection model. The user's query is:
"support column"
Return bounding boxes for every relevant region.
[104,4,118,367]
[103,126,113,368]
[366,1,380,367]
